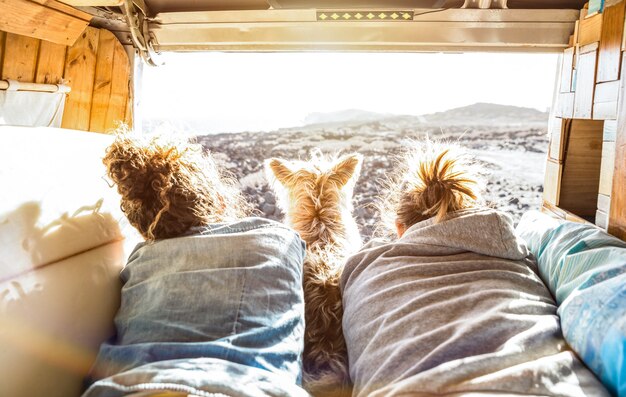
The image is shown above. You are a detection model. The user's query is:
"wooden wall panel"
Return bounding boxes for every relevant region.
[609,53,626,239]
[62,28,100,131]
[597,1,625,82]
[0,27,132,133]
[1,33,40,81]
[35,40,67,84]
[89,30,130,132]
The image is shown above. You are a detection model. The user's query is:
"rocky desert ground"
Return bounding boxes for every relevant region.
[193,103,549,240]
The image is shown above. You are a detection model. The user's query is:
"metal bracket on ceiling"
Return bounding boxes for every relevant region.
[122,0,162,66]
[462,0,508,8]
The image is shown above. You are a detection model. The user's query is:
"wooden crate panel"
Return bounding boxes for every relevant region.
[560,119,604,218]
[579,13,603,46]
[0,0,90,46]
[598,1,625,82]
[574,47,598,119]
[596,209,609,229]
[604,119,618,141]
[556,92,575,118]
[548,117,569,161]
[594,101,618,119]
[600,140,616,196]
[544,159,563,205]
[560,47,575,93]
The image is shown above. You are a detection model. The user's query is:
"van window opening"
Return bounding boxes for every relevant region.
[142,51,558,238]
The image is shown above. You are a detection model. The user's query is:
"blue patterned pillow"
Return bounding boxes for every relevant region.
[517,211,626,396]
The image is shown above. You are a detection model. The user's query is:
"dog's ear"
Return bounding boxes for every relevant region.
[265,158,294,187]
[330,153,363,188]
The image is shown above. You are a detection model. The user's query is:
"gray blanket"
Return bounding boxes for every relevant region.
[341,208,609,397]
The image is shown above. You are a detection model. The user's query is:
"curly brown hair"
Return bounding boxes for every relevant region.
[103,130,250,240]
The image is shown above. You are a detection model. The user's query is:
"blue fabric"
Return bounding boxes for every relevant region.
[84,217,307,396]
[517,211,626,396]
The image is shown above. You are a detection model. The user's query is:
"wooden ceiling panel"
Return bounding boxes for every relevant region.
[146,0,270,14]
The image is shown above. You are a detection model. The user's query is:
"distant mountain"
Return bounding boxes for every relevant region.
[303,109,397,126]
[302,103,548,128]
[421,103,549,126]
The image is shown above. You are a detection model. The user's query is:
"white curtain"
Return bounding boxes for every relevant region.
[0,87,68,128]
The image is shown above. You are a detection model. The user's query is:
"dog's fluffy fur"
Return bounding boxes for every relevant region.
[265,151,363,396]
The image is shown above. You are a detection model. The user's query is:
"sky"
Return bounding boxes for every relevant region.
[142,52,559,133]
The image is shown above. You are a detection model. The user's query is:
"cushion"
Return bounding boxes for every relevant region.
[0,126,140,397]
[517,211,626,396]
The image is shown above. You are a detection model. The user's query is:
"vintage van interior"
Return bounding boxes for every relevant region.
[1,0,625,396]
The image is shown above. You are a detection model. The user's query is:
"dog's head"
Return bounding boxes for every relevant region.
[265,151,362,246]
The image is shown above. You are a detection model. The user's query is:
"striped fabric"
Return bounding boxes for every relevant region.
[517,211,626,397]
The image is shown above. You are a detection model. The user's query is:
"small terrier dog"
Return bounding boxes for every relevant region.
[265,151,363,396]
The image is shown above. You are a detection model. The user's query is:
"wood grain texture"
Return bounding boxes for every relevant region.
[1,33,40,81]
[579,12,603,45]
[89,30,130,132]
[600,140,616,195]
[0,31,5,76]
[574,48,598,119]
[556,92,575,118]
[560,47,575,93]
[559,119,604,218]
[609,53,626,239]
[56,0,123,5]
[35,40,67,84]
[62,27,100,131]
[0,0,90,46]
[543,160,563,205]
[549,117,569,161]
[598,1,625,82]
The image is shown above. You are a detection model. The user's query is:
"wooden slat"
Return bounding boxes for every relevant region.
[62,27,99,131]
[544,159,563,205]
[0,31,5,78]
[0,0,90,46]
[604,119,618,141]
[89,30,116,132]
[573,47,598,119]
[35,40,66,84]
[555,92,575,118]
[600,140,616,196]
[560,47,575,93]
[609,53,626,239]
[598,1,625,82]
[598,193,611,212]
[548,117,569,161]
[1,33,40,82]
[594,101,619,119]
[579,12,603,46]
[30,0,93,21]
[89,30,130,132]
[105,40,130,130]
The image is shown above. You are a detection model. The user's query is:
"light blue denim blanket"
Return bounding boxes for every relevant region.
[83,217,308,397]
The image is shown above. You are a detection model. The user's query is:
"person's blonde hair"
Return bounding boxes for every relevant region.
[103,129,249,240]
[379,139,483,234]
